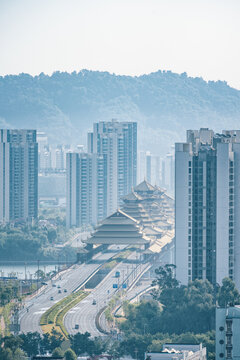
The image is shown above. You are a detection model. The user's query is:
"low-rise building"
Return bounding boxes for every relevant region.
[145,343,206,360]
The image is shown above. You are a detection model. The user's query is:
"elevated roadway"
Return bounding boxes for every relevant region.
[64,252,151,337]
[19,245,125,333]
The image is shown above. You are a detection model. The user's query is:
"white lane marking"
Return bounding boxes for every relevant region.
[34,311,46,314]
[78,301,89,304]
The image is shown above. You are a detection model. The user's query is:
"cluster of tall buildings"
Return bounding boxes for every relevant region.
[66,120,137,228]
[3,125,240,295]
[3,125,240,358]
[37,132,72,172]
[137,148,174,196]
[175,128,240,290]
[37,133,82,206]
[0,121,137,226]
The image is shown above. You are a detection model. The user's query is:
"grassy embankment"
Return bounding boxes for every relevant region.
[40,290,87,337]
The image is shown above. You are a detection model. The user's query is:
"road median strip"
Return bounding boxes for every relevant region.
[101,249,131,270]
[40,248,134,336]
[40,290,87,337]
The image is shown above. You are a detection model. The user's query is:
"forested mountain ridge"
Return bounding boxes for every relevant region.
[0,70,240,154]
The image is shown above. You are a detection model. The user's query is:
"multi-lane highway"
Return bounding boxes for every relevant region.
[64,252,151,337]
[19,245,125,333]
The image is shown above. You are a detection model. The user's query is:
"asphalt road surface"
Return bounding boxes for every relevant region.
[19,245,125,334]
[64,252,151,337]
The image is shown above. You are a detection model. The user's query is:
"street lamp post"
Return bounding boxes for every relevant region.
[37,260,40,292]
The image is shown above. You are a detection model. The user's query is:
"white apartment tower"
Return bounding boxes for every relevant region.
[162,147,175,196]
[146,151,152,183]
[0,129,38,223]
[66,152,107,227]
[88,120,137,215]
[175,128,240,289]
[55,146,65,171]
[137,151,161,186]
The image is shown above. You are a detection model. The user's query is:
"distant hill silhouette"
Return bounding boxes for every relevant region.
[1,70,240,155]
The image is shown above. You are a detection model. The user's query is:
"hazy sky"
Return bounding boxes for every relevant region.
[0,0,240,88]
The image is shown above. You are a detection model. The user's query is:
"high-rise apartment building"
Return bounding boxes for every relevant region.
[88,120,137,215]
[0,129,38,223]
[175,128,240,289]
[162,147,175,196]
[55,146,65,171]
[41,145,52,171]
[146,151,152,183]
[154,155,160,186]
[137,151,161,186]
[37,132,51,172]
[137,151,146,184]
[37,132,48,152]
[66,152,107,227]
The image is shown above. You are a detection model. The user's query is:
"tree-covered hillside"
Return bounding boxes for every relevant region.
[1,70,240,154]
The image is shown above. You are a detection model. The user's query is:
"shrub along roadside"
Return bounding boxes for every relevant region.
[1,302,15,336]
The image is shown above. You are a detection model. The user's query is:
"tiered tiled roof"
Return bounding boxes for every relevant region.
[84,209,150,245]
[132,181,174,231]
[85,181,174,246]
[134,180,156,193]
[121,191,153,227]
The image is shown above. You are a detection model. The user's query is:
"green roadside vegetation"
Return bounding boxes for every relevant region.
[0,329,107,359]
[0,280,39,337]
[1,302,15,336]
[104,292,124,323]
[40,290,87,337]
[0,281,21,336]
[0,208,78,262]
[114,265,240,360]
[0,281,19,305]
[1,264,240,359]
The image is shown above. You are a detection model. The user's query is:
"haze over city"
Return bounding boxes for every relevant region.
[0,1,240,360]
[0,0,240,88]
